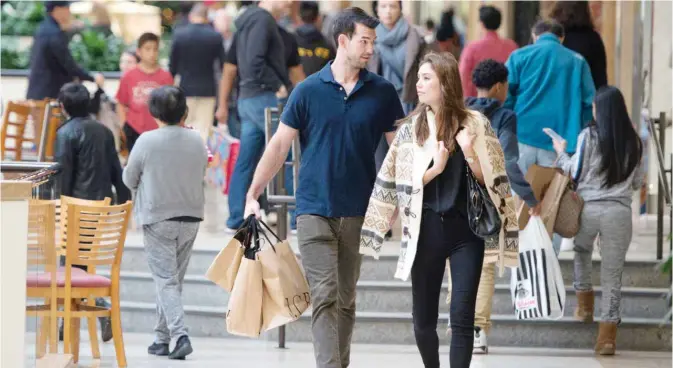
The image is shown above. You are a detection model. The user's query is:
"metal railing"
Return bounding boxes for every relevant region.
[647,112,672,260]
[1,161,61,199]
[264,105,300,348]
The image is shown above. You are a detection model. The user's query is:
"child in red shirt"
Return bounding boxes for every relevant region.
[117,32,173,153]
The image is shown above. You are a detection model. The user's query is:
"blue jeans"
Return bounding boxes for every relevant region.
[518,143,562,254]
[226,92,295,230]
[227,105,241,139]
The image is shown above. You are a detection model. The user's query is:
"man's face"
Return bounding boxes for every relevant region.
[341,23,376,69]
[52,6,72,27]
[271,0,293,16]
[137,41,159,66]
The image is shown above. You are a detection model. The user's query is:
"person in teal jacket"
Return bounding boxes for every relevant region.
[504,19,595,173]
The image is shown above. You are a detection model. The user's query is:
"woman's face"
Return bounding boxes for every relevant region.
[377,0,402,29]
[119,53,137,74]
[416,62,441,107]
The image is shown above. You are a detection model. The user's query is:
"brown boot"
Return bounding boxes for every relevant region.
[595,322,618,355]
[574,290,594,323]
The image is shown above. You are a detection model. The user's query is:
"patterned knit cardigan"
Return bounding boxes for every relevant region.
[360,109,519,281]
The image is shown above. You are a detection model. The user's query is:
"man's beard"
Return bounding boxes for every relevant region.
[346,54,367,69]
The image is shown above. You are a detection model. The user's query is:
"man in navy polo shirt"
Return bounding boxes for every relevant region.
[243,7,404,368]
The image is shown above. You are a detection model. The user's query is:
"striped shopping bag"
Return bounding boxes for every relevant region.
[510,217,566,320]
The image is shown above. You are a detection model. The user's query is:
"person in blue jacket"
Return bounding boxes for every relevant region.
[504,19,595,173]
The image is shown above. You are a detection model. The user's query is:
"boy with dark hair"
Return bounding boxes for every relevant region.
[123,86,207,361]
[116,32,174,153]
[457,59,539,354]
[458,5,518,97]
[55,82,130,343]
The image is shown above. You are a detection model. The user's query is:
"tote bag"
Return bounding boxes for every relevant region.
[510,217,566,320]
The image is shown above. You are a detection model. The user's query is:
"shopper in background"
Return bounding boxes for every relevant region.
[27,1,101,100]
[552,86,644,356]
[116,33,174,153]
[549,1,607,90]
[459,5,517,98]
[170,3,226,143]
[220,0,294,233]
[455,59,540,354]
[504,20,594,168]
[296,1,335,77]
[55,82,130,343]
[123,86,208,360]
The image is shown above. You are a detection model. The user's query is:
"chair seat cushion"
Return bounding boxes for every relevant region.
[26,267,111,288]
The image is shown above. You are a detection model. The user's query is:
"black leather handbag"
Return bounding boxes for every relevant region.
[466,164,501,239]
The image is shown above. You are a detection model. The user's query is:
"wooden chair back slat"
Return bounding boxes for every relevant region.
[64,201,132,268]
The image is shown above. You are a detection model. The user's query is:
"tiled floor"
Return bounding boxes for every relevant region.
[26,333,673,368]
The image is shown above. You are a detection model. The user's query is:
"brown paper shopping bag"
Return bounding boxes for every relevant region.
[518,165,569,236]
[257,238,311,331]
[205,219,252,292]
[225,255,263,337]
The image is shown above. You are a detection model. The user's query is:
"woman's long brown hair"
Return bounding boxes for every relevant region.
[399,52,469,154]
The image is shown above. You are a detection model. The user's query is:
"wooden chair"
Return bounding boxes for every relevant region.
[28,201,132,367]
[25,200,59,357]
[1,101,32,160]
[56,196,112,255]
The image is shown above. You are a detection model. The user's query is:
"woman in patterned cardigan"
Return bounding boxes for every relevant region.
[360,52,518,368]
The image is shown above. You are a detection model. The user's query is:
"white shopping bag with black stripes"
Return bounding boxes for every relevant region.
[510,217,566,320]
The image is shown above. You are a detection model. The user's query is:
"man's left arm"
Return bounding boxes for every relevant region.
[48,34,93,82]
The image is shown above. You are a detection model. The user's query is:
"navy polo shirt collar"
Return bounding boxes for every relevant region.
[318,61,373,85]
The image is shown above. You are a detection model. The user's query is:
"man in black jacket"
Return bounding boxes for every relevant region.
[296,1,335,76]
[55,82,130,343]
[26,1,99,100]
[218,0,295,232]
[169,3,226,143]
[56,83,130,204]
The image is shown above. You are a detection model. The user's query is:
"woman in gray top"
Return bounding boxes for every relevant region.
[552,86,644,357]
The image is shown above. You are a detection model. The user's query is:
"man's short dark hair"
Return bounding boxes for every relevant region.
[331,7,379,47]
[472,59,508,90]
[58,83,90,118]
[479,6,501,31]
[300,1,320,24]
[45,1,71,13]
[532,19,564,38]
[137,32,160,49]
[148,86,187,125]
[425,19,435,30]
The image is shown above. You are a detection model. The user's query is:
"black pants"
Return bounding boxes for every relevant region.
[411,209,484,368]
[123,123,141,154]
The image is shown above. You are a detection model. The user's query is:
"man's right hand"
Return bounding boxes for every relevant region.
[215,105,229,125]
[244,196,262,219]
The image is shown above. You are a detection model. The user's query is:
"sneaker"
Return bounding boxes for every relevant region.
[224,226,238,234]
[473,327,488,354]
[169,335,193,360]
[148,342,170,356]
